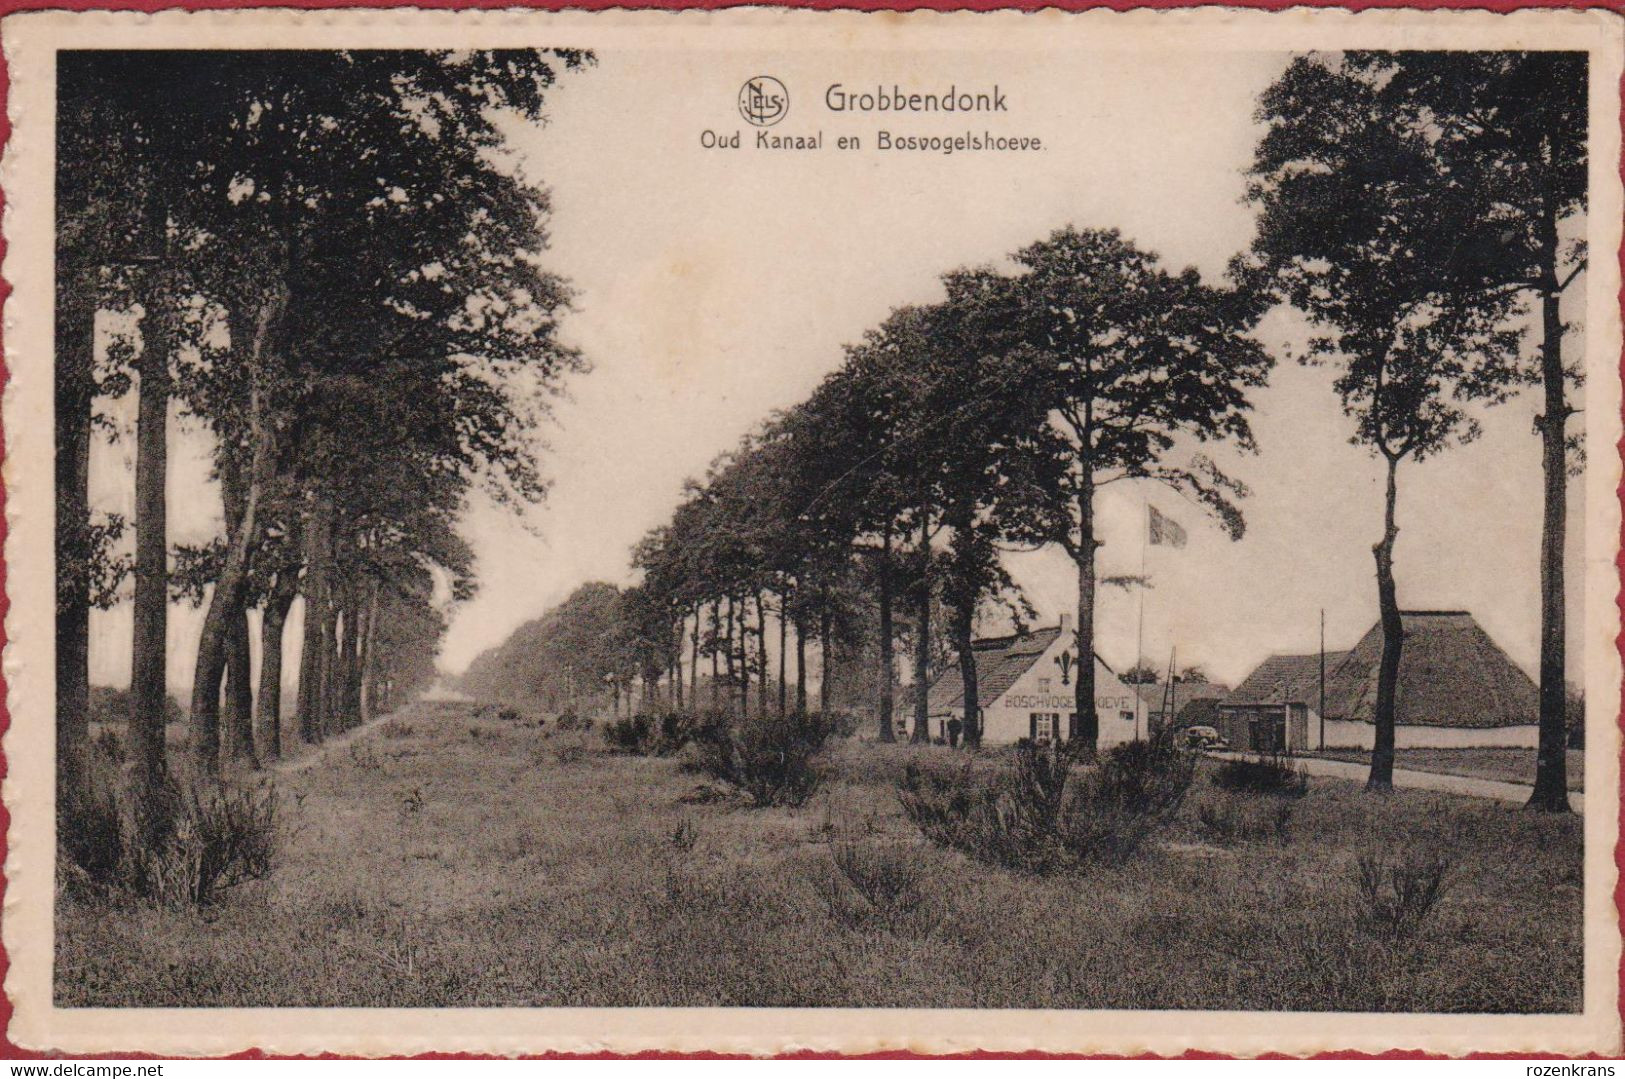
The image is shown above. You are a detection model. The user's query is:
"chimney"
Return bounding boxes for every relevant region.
[1059,613,1073,636]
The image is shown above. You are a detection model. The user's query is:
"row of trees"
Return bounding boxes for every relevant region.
[613,226,1270,750]
[606,51,1584,808]
[55,51,593,825]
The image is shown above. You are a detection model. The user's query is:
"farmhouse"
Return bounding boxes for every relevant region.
[917,615,1142,747]
[1217,610,1540,751]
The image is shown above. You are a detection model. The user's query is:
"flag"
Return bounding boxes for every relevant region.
[1148,505,1186,548]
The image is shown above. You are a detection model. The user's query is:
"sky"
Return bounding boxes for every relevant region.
[85,44,1590,692]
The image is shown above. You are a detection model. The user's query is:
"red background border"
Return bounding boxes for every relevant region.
[0,0,1620,1060]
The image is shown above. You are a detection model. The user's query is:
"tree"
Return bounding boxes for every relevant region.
[1245,55,1530,790]
[1337,52,1586,807]
[1119,663,1161,686]
[148,50,589,770]
[971,227,1270,752]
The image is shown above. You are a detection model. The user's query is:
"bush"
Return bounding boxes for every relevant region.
[692,713,826,807]
[1353,850,1452,939]
[59,762,281,908]
[1212,751,1308,798]
[898,736,1195,872]
[1195,794,1294,847]
[814,841,940,935]
[379,719,414,739]
[126,782,279,907]
[57,747,125,890]
[602,712,716,756]
[554,708,592,733]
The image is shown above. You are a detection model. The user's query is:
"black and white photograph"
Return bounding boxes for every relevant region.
[4,7,1622,1057]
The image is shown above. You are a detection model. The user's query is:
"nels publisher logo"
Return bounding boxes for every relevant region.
[738,76,788,127]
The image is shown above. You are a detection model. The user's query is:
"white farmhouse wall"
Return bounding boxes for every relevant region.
[978,632,1140,748]
[1320,717,1541,749]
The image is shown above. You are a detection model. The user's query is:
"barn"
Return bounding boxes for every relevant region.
[917,615,1142,747]
[1217,610,1540,752]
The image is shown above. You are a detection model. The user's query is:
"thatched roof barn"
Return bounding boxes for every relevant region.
[1325,610,1537,729]
[1219,611,1539,751]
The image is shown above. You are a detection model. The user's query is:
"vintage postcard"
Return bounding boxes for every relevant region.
[3,5,1622,1058]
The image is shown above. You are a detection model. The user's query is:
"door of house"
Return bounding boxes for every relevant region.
[1248,710,1286,752]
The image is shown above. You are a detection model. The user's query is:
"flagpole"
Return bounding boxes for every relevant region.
[1137,497,1147,742]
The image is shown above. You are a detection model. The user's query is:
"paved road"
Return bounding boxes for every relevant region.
[1210,751,1585,814]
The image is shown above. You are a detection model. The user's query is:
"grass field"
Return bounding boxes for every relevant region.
[1304,748,1585,792]
[56,699,1584,1012]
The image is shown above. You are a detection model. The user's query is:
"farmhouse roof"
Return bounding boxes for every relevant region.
[1324,610,1537,729]
[924,625,1067,714]
[1226,653,1344,708]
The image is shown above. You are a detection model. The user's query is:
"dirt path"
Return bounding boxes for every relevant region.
[269,708,403,774]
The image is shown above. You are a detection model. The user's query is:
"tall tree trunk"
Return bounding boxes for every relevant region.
[673,615,685,711]
[755,591,769,719]
[190,415,276,775]
[1368,454,1403,792]
[690,606,701,713]
[709,601,721,709]
[296,494,332,742]
[777,596,788,719]
[128,293,172,804]
[1530,194,1573,812]
[189,292,284,776]
[954,602,980,749]
[819,607,833,716]
[216,458,259,771]
[320,589,342,733]
[221,605,259,770]
[55,266,95,800]
[257,569,299,761]
[724,595,739,716]
[795,610,808,717]
[358,580,378,723]
[1073,482,1100,753]
[912,516,931,743]
[339,590,360,727]
[878,528,897,742]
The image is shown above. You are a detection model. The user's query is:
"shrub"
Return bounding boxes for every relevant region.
[1212,751,1308,798]
[814,841,939,935]
[1195,794,1294,847]
[692,713,826,807]
[605,712,720,756]
[669,817,699,853]
[898,737,1195,872]
[1354,850,1452,939]
[57,747,125,891]
[125,781,280,907]
[1097,737,1197,818]
[554,708,592,733]
[378,719,415,739]
[60,761,282,908]
[603,714,654,753]
[498,707,524,724]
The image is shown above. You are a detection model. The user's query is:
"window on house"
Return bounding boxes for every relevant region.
[1037,677,1052,694]
[1030,712,1056,743]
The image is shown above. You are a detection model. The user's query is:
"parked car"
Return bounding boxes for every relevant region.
[1179,725,1229,751]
